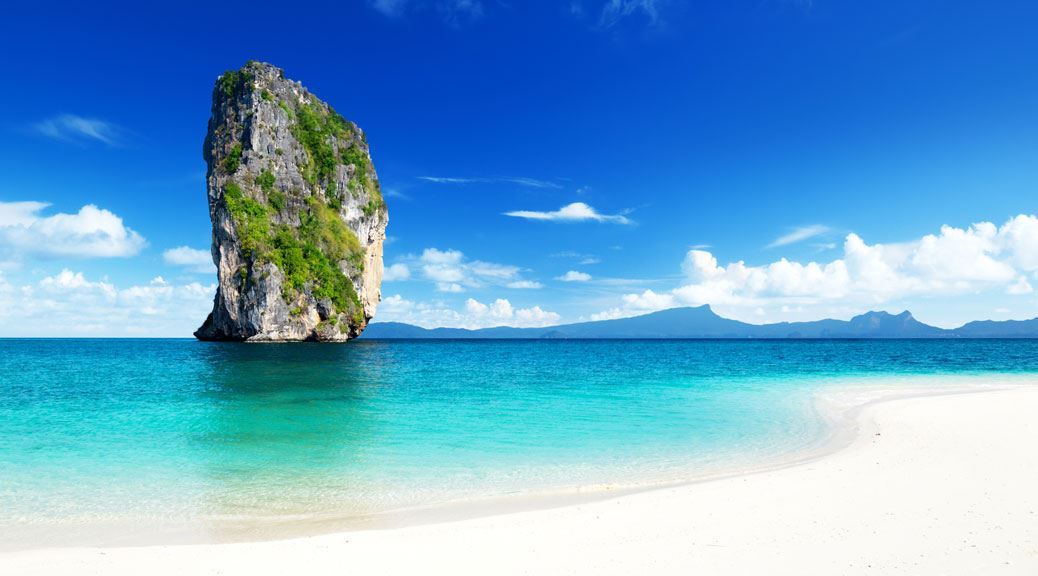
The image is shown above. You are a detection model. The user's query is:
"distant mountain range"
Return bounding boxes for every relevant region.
[360,305,1038,339]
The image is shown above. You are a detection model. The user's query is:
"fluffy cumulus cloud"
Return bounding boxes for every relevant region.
[163,246,216,274]
[402,247,538,292]
[0,269,215,336]
[594,215,1038,323]
[557,270,592,282]
[383,263,411,281]
[378,294,560,329]
[505,202,631,224]
[0,201,146,261]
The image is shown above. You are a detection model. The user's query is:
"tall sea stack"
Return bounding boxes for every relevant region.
[195,61,387,341]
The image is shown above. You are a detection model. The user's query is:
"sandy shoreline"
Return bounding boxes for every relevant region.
[4,382,1038,574]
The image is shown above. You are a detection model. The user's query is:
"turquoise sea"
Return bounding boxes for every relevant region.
[2,338,1037,548]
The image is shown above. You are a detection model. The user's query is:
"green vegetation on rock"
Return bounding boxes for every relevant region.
[291,102,348,185]
[217,69,255,100]
[268,190,286,212]
[223,182,269,256]
[276,95,384,217]
[222,143,242,173]
[223,178,364,321]
[362,198,381,217]
[277,100,294,119]
[255,170,275,193]
[341,143,368,177]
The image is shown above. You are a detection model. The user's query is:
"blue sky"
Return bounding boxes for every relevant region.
[1,0,1037,335]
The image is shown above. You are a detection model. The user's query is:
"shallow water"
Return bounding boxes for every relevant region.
[1,338,1037,547]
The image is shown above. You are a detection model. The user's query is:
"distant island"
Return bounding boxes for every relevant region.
[361,305,1038,339]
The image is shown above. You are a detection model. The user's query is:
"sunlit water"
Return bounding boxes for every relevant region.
[2,338,1037,547]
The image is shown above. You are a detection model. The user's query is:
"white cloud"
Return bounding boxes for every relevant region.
[622,288,676,310]
[0,202,146,260]
[588,307,627,321]
[438,282,465,293]
[468,261,520,279]
[465,297,514,319]
[0,269,215,337]
[370,0,484,24]
[34,114,123,146]
[409,247,534,292]
[439,0,483,24]
[0,201,49,227]
[163,246,216,274]
[514,306,559,325]
[505,202,631,224]
[599,0,661,27]
[418,176,561,189]
[377,294,560,329]
[767,224,830,248]
[507,280,544,289]
[594,214,1038,323]
[1001,214,1038,271]
[39,269,117,297]
[383,263,411,281]
[420,249,467,288]
[551,251,602,265]
[1007,276,1033,295]
[371,0,407,16]
[557,270,592,282]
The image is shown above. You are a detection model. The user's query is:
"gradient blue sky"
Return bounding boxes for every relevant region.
[1,0,1037,335]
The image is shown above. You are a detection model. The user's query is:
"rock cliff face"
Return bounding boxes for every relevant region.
[195,61,387,341]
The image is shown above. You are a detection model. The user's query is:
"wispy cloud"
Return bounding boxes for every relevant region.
[505,202,632,224]
[440,0,483,26]
[551,250,602,265]
[383,187,410,200]
[371,0,407,17]
[418,176,562,189]
[598,0,661,28]
[767,224,830,248]
[370,0,484,25]
[33,114,125,146]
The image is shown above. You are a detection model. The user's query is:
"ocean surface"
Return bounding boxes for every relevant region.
[2,338,1037,548]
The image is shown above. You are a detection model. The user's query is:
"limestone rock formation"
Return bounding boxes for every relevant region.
[195,61,387,341]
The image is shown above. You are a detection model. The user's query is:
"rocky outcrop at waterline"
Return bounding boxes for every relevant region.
[195,61,387,341]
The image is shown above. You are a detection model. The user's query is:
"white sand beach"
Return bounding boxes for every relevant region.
[4,384,1037,575]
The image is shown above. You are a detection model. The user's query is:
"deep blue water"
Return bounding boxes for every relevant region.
[1,338,1037,545]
